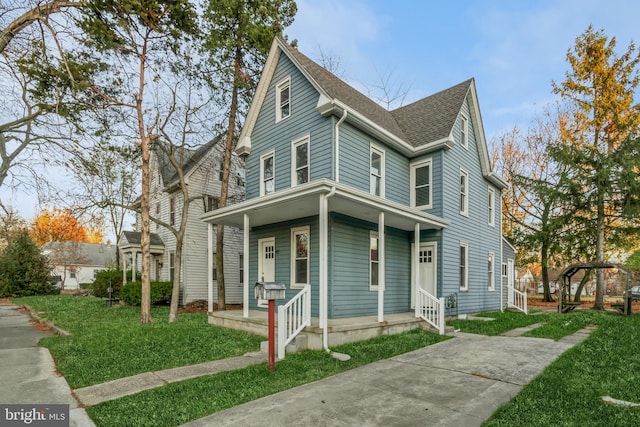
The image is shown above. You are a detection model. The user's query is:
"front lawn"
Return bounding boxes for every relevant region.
[12,295,263,388]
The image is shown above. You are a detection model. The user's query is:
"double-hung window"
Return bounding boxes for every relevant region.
[292,136,309,186]
[291,226,309,288]
[488,252,495,291]
[411,159,432,209]
[370,145,385,197]
[261,152,275,195]
[460,242,468,291]
[460,114,468,148]
[488,187,495,226]
[370,231,379,290]
[276,77,291,122]
[170,196,176,225]
[460,169,469,216]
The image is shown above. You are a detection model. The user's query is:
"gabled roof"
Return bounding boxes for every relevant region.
[237,38,507,188]
[155,135,224,189]
[41,242,117,267]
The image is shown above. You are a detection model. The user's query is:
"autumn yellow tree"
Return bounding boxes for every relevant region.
[30,208,103,245]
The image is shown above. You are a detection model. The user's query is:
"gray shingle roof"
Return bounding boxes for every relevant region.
[280,40,472,148]
[155,135,224,186]
[121,231,164,247]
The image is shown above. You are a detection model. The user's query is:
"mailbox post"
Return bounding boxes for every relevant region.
[254,282,286,371]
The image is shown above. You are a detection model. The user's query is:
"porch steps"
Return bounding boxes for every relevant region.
[260,333,308,358]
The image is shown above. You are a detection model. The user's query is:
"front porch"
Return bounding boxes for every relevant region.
[208,309,443,351]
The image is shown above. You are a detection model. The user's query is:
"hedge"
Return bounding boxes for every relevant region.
[120,281,173,306]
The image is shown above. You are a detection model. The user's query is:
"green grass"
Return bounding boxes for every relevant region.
[86,329,450,427]
[12,295,263,388]
[447,310,552,336]
[484,311,640,426]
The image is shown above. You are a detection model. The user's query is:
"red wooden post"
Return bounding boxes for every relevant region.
[268,299,276,371]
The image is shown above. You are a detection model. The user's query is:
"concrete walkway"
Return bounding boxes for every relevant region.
[0,302,95,427]
[180,329,594,427]
[1,300,594,427]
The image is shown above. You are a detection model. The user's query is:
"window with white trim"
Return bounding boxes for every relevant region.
[488,187,495,226]
[291,226,310,288]
[502,263,508,277]
[276,77,291,122]
[239,253,244,284]
[460,242,468,291]
[410,159,432,209]
[260,151,275,195]
[169,251,175,282]
[370,145,385,197]
[460,169,469,216]
[488,252,495,291]
[170,196,176,225]
[212,252,217,281]
[460,114,468,148]
[370,231,379,290]
[292,136,309,186]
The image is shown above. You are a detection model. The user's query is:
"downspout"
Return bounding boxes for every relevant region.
[335,109,348,183]
[322,186,349,361]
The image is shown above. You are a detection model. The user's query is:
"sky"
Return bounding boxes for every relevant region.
[2,0,640,239]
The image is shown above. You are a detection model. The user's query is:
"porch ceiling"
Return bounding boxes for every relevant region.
[202,179,449,231]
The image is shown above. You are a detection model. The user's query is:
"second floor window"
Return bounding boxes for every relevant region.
[170,196,176,226]
[460,169,468,216]
[276,77,291,122]
[370,146,384,197]
[411,159,432,209]
[206,196,219,212]
[261,152,275,195]
[293,136,309,186]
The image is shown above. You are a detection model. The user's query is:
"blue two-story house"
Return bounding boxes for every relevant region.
[203,38,514,354]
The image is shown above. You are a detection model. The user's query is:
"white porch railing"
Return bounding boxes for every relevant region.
[507,285,528,314]
[277,284,311,359]
[415,288,445,335]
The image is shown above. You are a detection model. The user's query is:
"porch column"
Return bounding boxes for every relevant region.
[207,222,213,313]
[131,251,137,282]
[122,250,127,285]
[319,193,328,329]
[378,212,385,322]
[414,222,420,317]
[243,214,250,318]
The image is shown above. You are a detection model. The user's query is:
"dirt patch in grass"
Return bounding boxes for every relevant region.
[178,300,242,314]
[528,294,640,311]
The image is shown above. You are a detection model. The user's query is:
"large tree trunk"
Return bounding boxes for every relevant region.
[215,45,242,311]
[573,269,592,303]
[139,135,152,323]
[594,194,606,310]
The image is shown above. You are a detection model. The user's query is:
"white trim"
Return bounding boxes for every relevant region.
[370,143,385,197]
[460,113,469,149]
[460,242,469,291]
[260,151,275,196]
[369,230,379,291]
[377,212,385,322]
[410,158,433,209]
[488,186,496,227]
[488,251,495,291]
[257,237,276,308]
[291,134,310,187]
[460,168,469,216]
[290,226,310,289]
[275,76,291,123]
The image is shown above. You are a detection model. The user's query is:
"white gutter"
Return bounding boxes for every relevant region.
[335,110,348,182]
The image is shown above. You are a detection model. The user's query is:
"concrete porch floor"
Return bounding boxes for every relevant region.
[208,309,438,350]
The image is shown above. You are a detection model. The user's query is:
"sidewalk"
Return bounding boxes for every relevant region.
[1,300,594,427]
[0,302,95,427]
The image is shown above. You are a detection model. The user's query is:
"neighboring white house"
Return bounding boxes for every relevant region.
[42,241,117,289]
[119,137,246,305]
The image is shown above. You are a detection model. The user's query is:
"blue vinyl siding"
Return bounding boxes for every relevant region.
[248,217,320,317]
[329,214,411,318]
[440,98,502,313]
[246,54,333,200]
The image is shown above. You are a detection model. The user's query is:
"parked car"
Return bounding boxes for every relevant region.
[629,286,640,301]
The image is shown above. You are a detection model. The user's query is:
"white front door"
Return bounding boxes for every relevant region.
[258,238,276,307]
[419,243,437,296]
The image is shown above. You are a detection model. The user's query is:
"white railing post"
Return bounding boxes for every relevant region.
[277,285,311,360]
[277,304,285,359]
[415,288,445,335]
